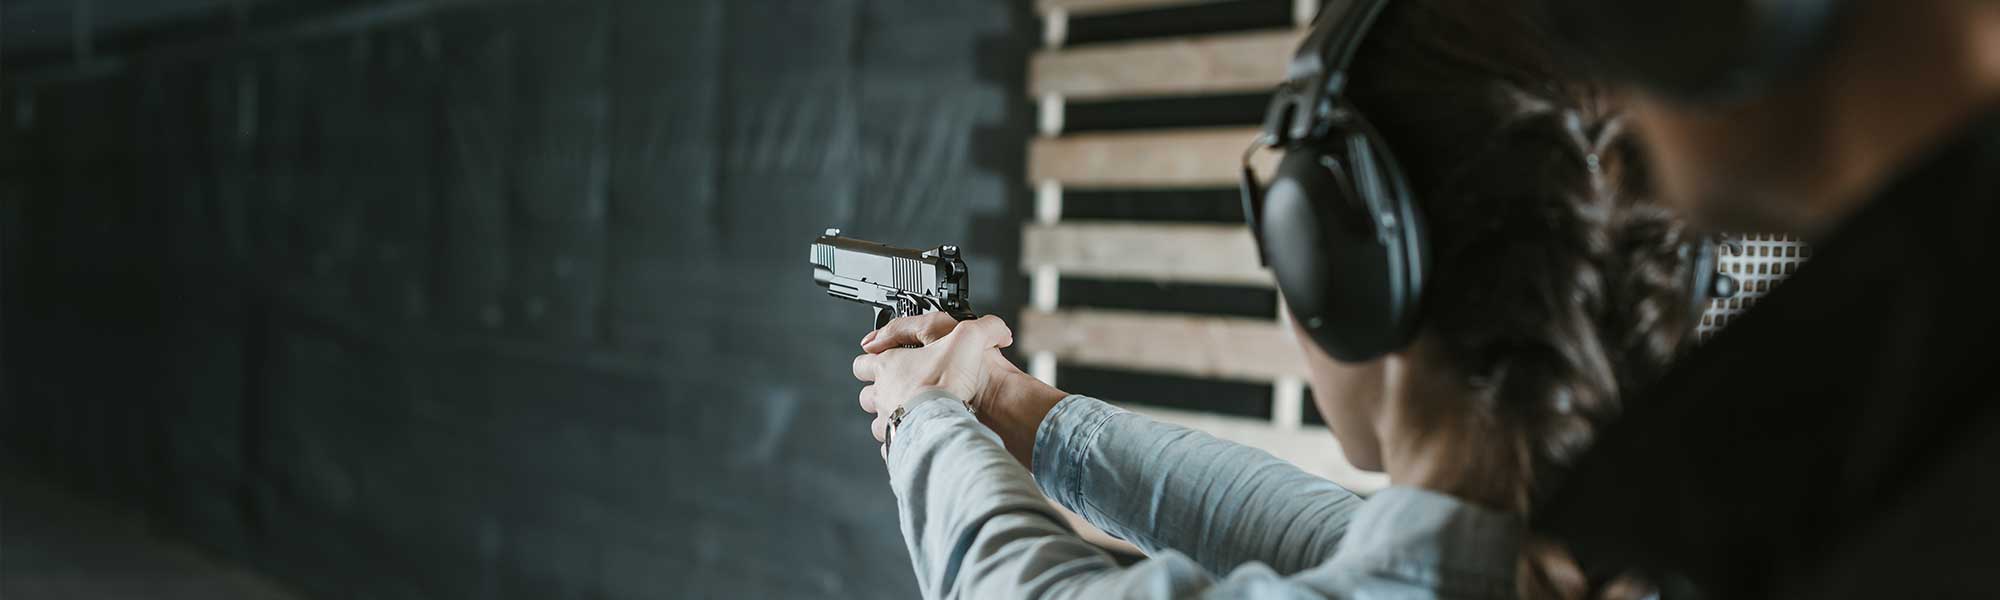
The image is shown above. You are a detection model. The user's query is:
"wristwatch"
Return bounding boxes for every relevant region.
[883,405,910,452]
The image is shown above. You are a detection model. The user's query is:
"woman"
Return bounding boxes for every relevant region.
[849,0,1701,596]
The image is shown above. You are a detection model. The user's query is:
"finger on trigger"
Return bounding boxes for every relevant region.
[860,320,906,354]
[863,312,955,354]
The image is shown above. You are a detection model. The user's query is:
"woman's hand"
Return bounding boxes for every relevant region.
[852,314,1013,438]
[853,312,1068,468]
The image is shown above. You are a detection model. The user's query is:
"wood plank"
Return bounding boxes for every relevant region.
[1031,29,1302,100]
[1022,222,1270,286]
[1018,308,1307,380]
[1128,405,1389,495]
[1036,0,1226,16]
[1028,126,1272,188]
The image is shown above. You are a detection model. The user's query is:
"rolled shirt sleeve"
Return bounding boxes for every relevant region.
[1031,395,1364,576]
[882,390,1518,599]
[885,389,1218,598]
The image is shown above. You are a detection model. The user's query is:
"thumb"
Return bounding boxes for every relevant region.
[953,315,1014,350]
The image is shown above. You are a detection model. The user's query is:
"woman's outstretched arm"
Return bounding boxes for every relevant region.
[884,391,1226,598]
[1028,394,1364,576]
[860,312,1364,576]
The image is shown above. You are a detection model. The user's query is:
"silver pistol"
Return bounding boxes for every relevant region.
[810,228,975,330]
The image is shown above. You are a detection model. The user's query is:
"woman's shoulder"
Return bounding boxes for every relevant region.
[1288,487,1522,599]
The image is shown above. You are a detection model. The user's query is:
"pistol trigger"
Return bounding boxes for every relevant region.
[873,306,894,330]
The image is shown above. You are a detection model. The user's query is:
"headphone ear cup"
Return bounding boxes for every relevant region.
[1262,146,1405,362]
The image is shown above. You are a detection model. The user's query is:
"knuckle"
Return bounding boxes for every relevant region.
[956,315,1010,340]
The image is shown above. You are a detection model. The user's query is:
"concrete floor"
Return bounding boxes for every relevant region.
[0,466,302,600]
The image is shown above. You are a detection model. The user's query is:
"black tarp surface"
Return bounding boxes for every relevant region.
[0,1,1031,597]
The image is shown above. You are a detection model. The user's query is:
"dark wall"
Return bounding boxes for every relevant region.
[0,1,1031,597]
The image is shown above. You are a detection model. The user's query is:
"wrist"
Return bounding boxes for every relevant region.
[977,371,1067,469]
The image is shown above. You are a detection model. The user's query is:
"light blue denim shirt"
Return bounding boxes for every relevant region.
[885,391,1523,599]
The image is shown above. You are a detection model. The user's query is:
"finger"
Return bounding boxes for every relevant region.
[871,414,889,443]
[952,315,1015,350]
[852,353,877,382]
[861,312,944,353]
[859,385,878,413]
[862,311,959,354]
[860,329,879,348]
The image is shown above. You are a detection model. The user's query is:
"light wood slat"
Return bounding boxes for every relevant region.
[1022,222,1270,286]
[1036,0,1225,16]
[1031,29,1302,100]
[1028,126,1272,188]
[1019,308,1307,380]
[1129,405,1390,494]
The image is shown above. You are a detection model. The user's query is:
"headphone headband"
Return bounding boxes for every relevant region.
[1264,0,1392,145]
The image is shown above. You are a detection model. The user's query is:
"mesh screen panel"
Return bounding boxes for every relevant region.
[1698,233,1811,341]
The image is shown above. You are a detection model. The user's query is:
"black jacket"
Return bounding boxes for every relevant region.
[1537,112,2000,598]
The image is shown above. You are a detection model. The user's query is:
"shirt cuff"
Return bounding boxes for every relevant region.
[886,388,993,465]
[1030,395,1124,512]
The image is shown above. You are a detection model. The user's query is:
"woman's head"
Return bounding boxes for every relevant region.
[1293,0,1701,510]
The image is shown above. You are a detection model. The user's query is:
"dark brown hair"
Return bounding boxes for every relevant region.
[1344,0,1698,596]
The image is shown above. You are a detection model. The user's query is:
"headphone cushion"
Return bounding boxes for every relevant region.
[1263,147,1408,362]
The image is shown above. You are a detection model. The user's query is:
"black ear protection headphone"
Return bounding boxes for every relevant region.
[1543,0,1849,103]
[1240,0,1736,363]
[1238,0,1425,363]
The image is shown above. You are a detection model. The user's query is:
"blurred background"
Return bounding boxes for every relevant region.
[0,0,1802,598]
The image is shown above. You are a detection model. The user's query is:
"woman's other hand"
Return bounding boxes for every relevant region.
[853,313,1067,468]
[853,314,1013,429]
